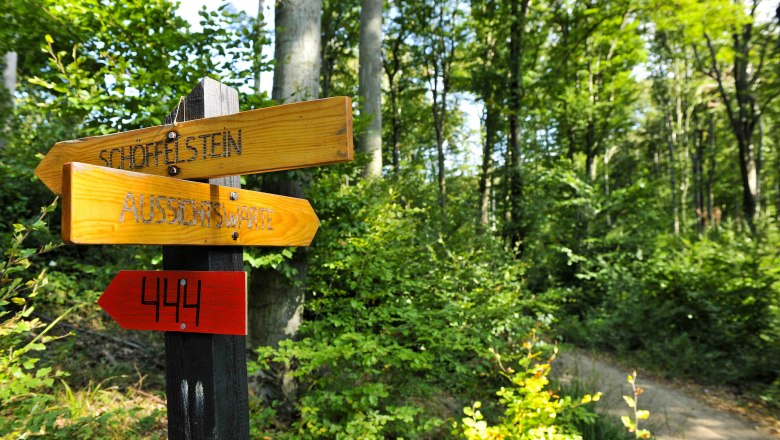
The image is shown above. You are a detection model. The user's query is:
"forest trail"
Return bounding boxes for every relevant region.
[555,350,779,440]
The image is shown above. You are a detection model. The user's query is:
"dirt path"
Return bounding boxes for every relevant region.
[554,350,777,440]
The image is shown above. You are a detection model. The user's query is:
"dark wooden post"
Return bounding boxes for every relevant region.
[163,78,249,439]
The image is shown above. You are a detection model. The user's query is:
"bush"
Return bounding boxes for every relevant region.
[460,332,602,440]
[0,200,69,436]
[248,175,545,438]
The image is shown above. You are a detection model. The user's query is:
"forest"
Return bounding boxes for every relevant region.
[1,0,780,438]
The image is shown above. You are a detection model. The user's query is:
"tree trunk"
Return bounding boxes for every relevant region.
[432,80,447,227]
[693,109,705,234]
[757,112,763,215]
[1,52,16,149]
[703,25,760,226]
[2,52,15,98]
[358,0,382,178]
[249,0,322,416]
[271,1,322,104]
[254,1,266,93]
[425,4,453,228]
[478,103,496,228]
[506,0,529,251]
[665,113,680,236]
[707,113,716,228]
[584,119,597,181]
[383,35,404,174]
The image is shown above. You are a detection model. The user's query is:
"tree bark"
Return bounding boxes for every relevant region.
[250,0,322,415]
[254,1,266,93]
[707,113,716,228]
[665,113,680,236]
[693,108,705,234]
[478,103,496,228]
[383,30,405,174]
[271,0,322,104]
[1,52,16,149]
[358,0,382,178]
[506,0,529,251]
[251,0,321,349]
[423,3,454,228]
[702,18,762,226]
[2,52,15,98]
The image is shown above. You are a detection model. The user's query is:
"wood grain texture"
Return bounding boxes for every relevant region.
[162,77,249,440]
[35,95,353,194]
[61,162,319,246]
[99,270,247,335]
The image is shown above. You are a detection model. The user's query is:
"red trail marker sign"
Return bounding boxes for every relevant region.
[98,270,247,335]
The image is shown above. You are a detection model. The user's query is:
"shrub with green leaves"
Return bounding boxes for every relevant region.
[460,335,602,440]
[0,200,69,437]
[248,173,547,438]
[556,227,780,388]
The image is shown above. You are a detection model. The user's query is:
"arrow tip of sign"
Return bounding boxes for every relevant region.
[34,147,64,195]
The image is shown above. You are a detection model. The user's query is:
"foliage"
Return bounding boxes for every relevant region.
[556,229,780,387]
[621,371,651,439]
[248,172,545,438]
[2,0,780,437]
[0,201,167,439]
[0,200,66,437]
[460,333,602,440]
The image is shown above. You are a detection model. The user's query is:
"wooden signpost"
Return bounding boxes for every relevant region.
[35,95,353,194]
[99,270,247,335]
[37,77,354,440]
[62,162,319,246]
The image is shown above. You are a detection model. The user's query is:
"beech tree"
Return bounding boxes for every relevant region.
[358,0,383,178]
[250,0,322,347]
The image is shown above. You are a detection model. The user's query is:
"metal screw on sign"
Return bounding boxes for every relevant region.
[167,131,178,140]
[230,192,239,201]
[180,323,186,330]
[167,165,180,176]
[232,232,239,240]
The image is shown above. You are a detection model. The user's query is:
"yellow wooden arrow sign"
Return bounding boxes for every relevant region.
[36,96,353,194]
[62,162,319,246]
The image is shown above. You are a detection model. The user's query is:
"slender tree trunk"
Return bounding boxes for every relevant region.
[704,28,759,226]
[775,128,780,226]
[384,65,401,173]
[358,0,382,178]
[707,113,716,228]
[666,113,680,235]
[506,0,529,250]
[1,52,16,149]
[693,109,705,234]
[383,33,404,174]
[433,85,447,227]
[478,103,496,228]
[426,5,453,228]
[250,0,322,416]
[2,52,15,98]
[390,79,400,172]
[757,113,763,215]
[254,1,266,93]
[584,119,597,180]
[319,3,342,98]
